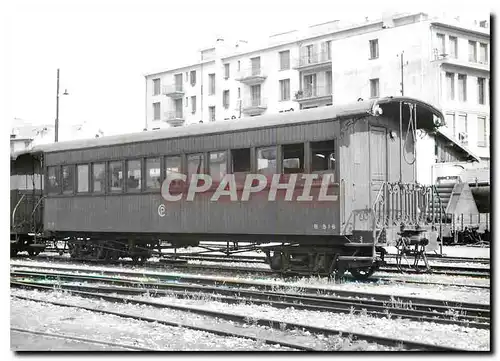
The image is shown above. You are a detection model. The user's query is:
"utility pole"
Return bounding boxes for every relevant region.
[399,51,407,96]
[55,69,60,142]
[54,69,69,142]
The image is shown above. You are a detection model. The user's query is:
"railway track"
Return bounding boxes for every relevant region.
[11,278,475,351]
[11,267,490,329]
[12,252,490,280]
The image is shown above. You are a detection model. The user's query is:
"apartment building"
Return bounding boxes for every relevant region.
[144,12,490,184]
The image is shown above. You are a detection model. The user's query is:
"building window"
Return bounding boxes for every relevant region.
[109,161,123,192]
[279,50,290,70]
[478,77,486,105]
[446,72,455,100]
[477,116,488,147]
[479,43,488,64]
[231,148,251,173]
[257,146,277,175]
[223,90,230,109]
[251,57,261,75]
[191,95,197,113]
[458,74,467,102]
[185,97,188,107]
[436,33,445,55]
[369,39,379,59]
[457,113,468,144]
[126,160,141,192]
[311,140,335,175]
[190,70,196,86]
[62,165,75,194]
[209,106,216,122]
[326,71,332,94]
[209,151,227,182]
[237,60,240,71]
[145,158,161,189]
[208,73,215,95]
[251,84,261,106]
[174,73,183,91]
[279,79,290,101]
[282,143,304,174]
[449,36,458,58]
[370,78,379,98]
[224,64,230,79]
[445,113,456,136]
[153,102,160,121]
[77,164,89,193]
[468,40,477,62]
[47,166,60,194]
[92,163,105,193]
[153,78,161,96]
[324,40,332,60]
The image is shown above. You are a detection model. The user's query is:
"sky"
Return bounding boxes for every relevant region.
[3,0,494,137]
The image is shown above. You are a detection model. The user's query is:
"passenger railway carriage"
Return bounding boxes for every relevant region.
[11,96,447,279]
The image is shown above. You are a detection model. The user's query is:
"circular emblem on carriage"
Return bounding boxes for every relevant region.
[158,204,166,217]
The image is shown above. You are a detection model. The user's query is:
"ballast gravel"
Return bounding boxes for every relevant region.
[11,289,398,351]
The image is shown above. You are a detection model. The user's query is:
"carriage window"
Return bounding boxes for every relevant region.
[257,147,277,175]
[231,148,251,173]
[92,163,105,193]
[311,140,335,175]
[47,166,60,194]
[209,151,227,182]
[77,164,89,193]
[282,143,304,174]
[126,160,142,192]
[187,153,205,181]
[109,161,123,192]
[165,156,181,177]
[62,165,75,194]
[146,157,161,189]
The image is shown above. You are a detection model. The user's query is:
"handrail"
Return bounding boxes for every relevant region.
[12,193,26,229]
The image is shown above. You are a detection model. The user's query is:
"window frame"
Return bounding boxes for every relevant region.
[369,39,379,59]
[153,78,161,96]
[125,159,143,193]
[279,50,290,70]
[91,162,106,194]
[153,102,161,121]
[76,163,90,193]
[256,146,278,176]
[61,164,76,195]
[370,78,379,98]
[108,160,125,193]
[46,165,61,195]
[281,142,305,175]
[279,78,290,101]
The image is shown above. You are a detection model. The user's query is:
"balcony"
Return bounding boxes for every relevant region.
[235,67,267,85]
[241,97,268,116]
[294,85,332,107]
[432,49,489,73]
[162,84,185,98]
[294,51,331,71]
[164,111,185,127]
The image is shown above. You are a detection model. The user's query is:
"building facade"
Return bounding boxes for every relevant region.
[144,12,490,185]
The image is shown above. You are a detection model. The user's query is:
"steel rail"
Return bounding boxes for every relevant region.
[11,293,311,351]
[11,276,490,329]
[11,327,155,351]
[10,264,490,312]
[11,284,468,351]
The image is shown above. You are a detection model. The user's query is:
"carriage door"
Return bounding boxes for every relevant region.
[369,126,388,208]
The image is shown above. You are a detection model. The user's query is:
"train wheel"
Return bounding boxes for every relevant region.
[349,266,376,281]
[27,249,41,257]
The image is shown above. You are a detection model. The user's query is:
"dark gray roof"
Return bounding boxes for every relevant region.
[14,96,443,156]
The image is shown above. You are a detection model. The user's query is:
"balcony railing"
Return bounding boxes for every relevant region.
[235,67,267,84]
[164,111,185,127]
[241,97,268,115]
[294,85,332,101]
[162,84,184,98]
[294,51,331,69]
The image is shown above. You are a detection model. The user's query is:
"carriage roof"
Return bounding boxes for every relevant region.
[12,96,443,157]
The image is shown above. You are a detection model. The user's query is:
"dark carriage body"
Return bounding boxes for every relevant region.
[14,96,445,276]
